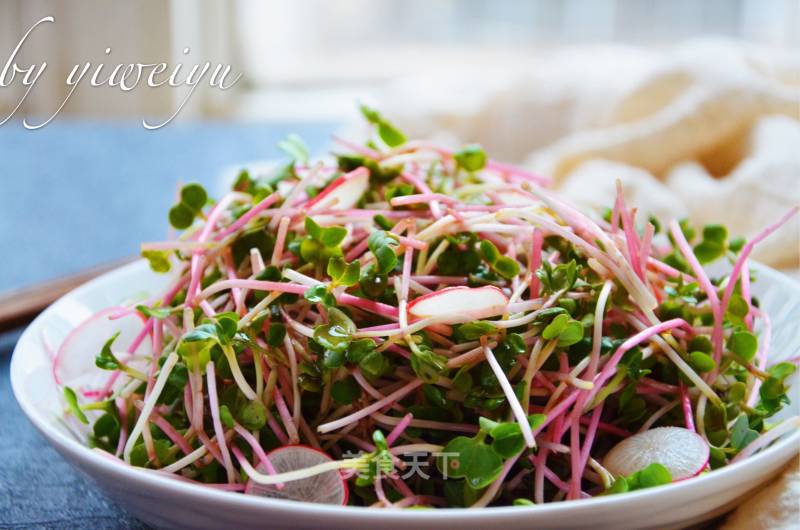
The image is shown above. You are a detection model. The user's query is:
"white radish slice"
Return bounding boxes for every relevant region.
[245,445,348,505]
[306,167,369,211]
[407,285,509,324]
[603,426,709,480]
[53,307,150,388]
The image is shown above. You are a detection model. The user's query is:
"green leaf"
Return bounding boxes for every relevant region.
[410,347,448,384]
[423,384,448,408]
[331,376,361,404]
[494,256,520,280]
[542,314,569,340]
[730,415,759,451]
[729,236,746,253]
[64,386,89,424]
[689,351,717,373]
[636,463,672,488]
[605,476,629,494]
[278,133,309,165]
[368,231,399,273]
[340,260,361,287]
[346,338,376,364]
[679,218,696,243]
[513,498,535,506]
[373,214,394,230]
[304,216,322,241]
[237,400,267,430]
[359,350,390,378]
[689,335,713,354]
[215,312,240,345]
[437,436,473,479]
[93,412,119,439]
[180,183,208,211]
[452,367,474,393]
[489,422,525,458]
[728,381,746,403]
[694,240,725,264]
[135,304,171,319]
[480,240,500,263]
[702,224,728,244]
[265,323,286,347]
[760,363,795,402]
[465,443,504,489]
[536,260,578,294]
[320,226,347,248]
[454,144,487,172]
[299,237,323,262]
[692,224,729,264]
[141,250,171,273]
[95,332,122,371]
[377,122,407,148]
[728,331,758,362]
[304,284,334,306]
[169,203,195,230]
[231,229,275,267]
[457,321,497,340]
[219,404,235,429]
[506,333,527,355]
[327,256,346,281]
[359,104,406,147]
[323,348,346,369]
[726,294,749,323]
[557,320,584,347]
[527,414,546,431]
[768,362,796,380]
[313,307,355,352]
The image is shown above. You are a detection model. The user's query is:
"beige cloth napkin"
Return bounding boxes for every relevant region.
[374,38,800,524]
[379,39,800,269]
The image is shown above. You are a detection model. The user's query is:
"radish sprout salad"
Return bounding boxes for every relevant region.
[56,107,799,507]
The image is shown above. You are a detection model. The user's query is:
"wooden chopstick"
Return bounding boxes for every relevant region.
[0,257,137,333]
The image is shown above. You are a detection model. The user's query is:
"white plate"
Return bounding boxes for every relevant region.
[11,260,800,530]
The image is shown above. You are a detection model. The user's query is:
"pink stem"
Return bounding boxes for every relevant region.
[669,220,723,365]
[186,193,241,304]
[214,192,281,241]
[233,424,280,478]
[578,403,603,475]
[679,382,696,432]
[206,362,236,483]
[721,207,798,321]
[273,388,299,443]
[149,409,194,455]
[386,413,414,446]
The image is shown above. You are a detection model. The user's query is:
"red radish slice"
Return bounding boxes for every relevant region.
[245,445,348,505]
[306,167,369,211]
[603,426,709,480]
[407,285,509,324]
[53,306,149,387]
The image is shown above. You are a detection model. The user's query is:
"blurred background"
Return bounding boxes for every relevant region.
[0,2,798,527]
[0,0,797,121]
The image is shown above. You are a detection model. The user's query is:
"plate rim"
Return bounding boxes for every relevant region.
[10,259,800,522]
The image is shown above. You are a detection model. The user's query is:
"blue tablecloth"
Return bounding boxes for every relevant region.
[0,120,334,528]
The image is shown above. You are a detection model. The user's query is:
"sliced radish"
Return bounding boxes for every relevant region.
[54,306,149,388]
[245,445,348,505]
[407,285,509,324]
[602,426,709,481]
[306,167,369,211]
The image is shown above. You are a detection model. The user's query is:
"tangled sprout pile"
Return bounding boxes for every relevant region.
[57,107,798,507]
